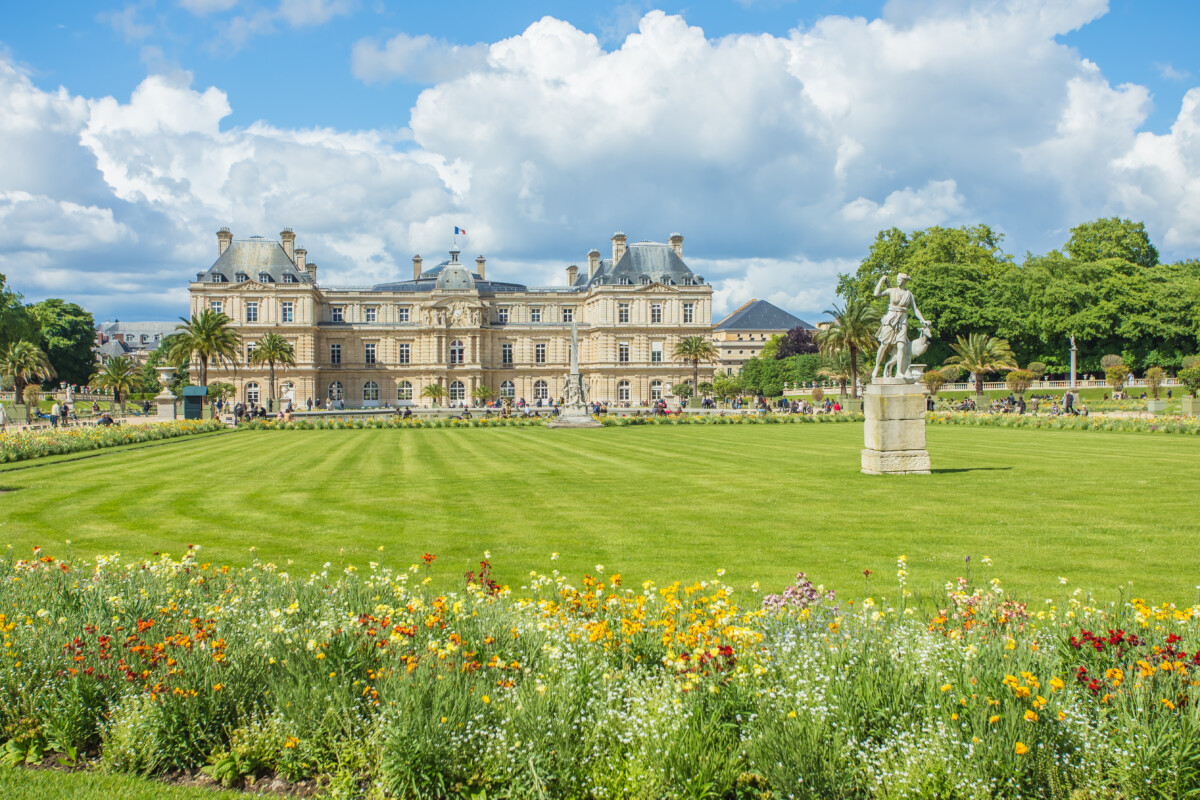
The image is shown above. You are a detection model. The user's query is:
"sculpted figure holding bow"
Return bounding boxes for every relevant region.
[872,272,928,380]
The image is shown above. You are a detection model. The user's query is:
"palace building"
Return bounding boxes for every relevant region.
[188,228,715,408]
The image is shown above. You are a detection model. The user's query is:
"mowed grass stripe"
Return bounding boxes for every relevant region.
[1,424,1198,602]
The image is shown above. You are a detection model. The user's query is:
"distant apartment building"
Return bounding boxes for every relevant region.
[712,299,814,375]
[95,321,177,366]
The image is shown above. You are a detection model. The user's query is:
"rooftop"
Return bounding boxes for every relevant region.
[714,299,814,331]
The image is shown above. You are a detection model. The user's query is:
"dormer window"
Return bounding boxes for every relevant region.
[618,277,631,286]
[640,276,651,285]
[283,273,297,283]
[258,272,274,283]
[661,275,673,285]
[683,277,693,286]
[235,272,248,283]
[211,273,228,283]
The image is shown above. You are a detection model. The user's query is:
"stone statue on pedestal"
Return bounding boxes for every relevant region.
[872,273,929,380]
[549,321,600,428]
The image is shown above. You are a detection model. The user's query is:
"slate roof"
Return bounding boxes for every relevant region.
[96,340,132,358]
[584,241,701,287]
[198,237,312,284]
[714,299,814,331]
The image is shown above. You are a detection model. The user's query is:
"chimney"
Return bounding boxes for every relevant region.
[305,262,318,282]
[566,265,579,285]
[280,228,296,261]
[612,231,627,265]
[587,248,601,279]
[217,227,232,256]
[413,254,423,280]
[669,233,683,258]
[294,247,307,271]
[475,255,486,280]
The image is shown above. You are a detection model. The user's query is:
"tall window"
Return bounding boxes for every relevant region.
[397,381,412,401]
[562,307,574,323]
[501,343,513,365]
[650,380,663,400]
[618,380,631,402]
[245,302,258,323]
[651,341,663,363]
[449,380,465,402]
[281,301,294,323]
[209,300,223,314]
[498,307,509,324]
[330,343,341,364]
[449,340,464,365]
[683,303,694,323]
[246,343,257,365]
[365,343,377,364]
[365,307,377,323]
[363,381,379,403]
[530,307,542,323]
[650,303,662,323]
[328,381,344,401]
[500,380,515,399]
[398,306,410,323]
[397,343,410,364]
[535,343,546,364]
[618,342,630,363]
[332,307,344,323]
[533,380,548,400]
[619,277,631,285]
[618,303,629,323]
[245,382,259,405]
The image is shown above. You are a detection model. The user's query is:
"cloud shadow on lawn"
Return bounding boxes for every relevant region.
[929,467,1015,474]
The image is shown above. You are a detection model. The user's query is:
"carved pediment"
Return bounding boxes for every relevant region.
[230,280,270,292]
[422,299,485,327]
[633,283,678,294]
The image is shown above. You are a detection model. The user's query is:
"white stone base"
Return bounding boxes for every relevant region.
[547,410,601,428]
[861,379,931,475]
[156,397,177,421]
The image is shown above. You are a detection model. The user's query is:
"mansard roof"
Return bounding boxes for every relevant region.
[714,299,814,331]
[586,241,700,286]
[200,237,312,284]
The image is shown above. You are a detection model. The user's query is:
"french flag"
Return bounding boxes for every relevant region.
[454,226,467,235]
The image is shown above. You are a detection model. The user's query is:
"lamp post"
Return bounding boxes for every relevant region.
[1069,334,1077,390]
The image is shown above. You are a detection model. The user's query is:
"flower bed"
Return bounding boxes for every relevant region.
[0,420,227,464]
[598,411,864,426]
[2,549,1197,798]
[928,410,1200,435]
[237,416,548,430]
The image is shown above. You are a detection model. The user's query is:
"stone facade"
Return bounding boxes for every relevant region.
[711,299,814,375]
[188,229,715,408]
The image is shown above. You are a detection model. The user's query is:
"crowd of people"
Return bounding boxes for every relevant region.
[940,390,1089,417]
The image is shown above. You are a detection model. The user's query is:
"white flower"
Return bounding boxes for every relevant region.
[484,550,491,559]
[1059,577,1068,585]
[750,581,760,593]
[595,564,604,574]
[716,568,726,577]
[551,552,559,561]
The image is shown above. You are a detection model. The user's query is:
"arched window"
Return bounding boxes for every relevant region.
[245,382,259,405]
[363,381,380,403]
[448,339,464,365]
[327,381,344,401]
[650,380,663,400]
[397,380,412,401]
[533,380,548,400]
[500,380,515,399]
[448,380,465,402]
[618,380,631,402]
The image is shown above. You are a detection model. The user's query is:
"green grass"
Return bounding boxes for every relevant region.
[0,769,238,800]
[1,425,1198,603]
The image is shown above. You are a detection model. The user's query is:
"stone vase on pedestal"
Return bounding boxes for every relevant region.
[155,365,178,421]
[861,377,931,475]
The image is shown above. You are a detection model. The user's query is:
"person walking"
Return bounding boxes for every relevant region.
[60,402,70,427]
[0,401,7,432]
[50,400,60,428]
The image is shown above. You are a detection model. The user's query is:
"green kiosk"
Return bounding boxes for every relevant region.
[182,386,208,420]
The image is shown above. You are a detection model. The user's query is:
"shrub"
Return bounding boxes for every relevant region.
[810,387,825,403]
[1143,366,1165,399]
[921,370,946,397]
[1026,361,1047,378]
[1100,354,1124,369]
[1005,369,1035,396]
[1181,355,1200,370]
[1105,364,1130,391]
[1178,367,1200,398]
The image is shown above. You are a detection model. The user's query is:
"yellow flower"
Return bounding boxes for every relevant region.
[482,695,491,704]
[315,652,325,660]
[788,710,797,718]
[989,715,1000,724]
[951,713,958,720]
[1049,677,1064,692]
[212,683,224,692]
[283,737,299,749]
[940,683,952,693]
[1015,742,1029,755]
[1163,699,1177,710]
[1024,710,1038,722]
[1057,711,1066,721]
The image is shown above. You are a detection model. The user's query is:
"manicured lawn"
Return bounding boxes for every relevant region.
[0,769,238,800]
[1,424,1198,602]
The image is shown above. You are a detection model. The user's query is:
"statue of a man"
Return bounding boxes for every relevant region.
[872,272,928,380]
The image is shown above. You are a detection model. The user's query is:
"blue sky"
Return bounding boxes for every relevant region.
[1,0,1198,321]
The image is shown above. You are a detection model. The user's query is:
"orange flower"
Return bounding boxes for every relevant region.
[1014,742,1029,755]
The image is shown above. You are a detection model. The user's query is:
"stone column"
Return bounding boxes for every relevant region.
[861,377,931,475]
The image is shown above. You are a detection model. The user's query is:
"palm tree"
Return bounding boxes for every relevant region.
[815,299,880,399]
[817,350,867,398]
[167,309,242,386]
[673,336,719,396]
[92,356,138,413]
[249,332,295,410]
[420,383,446,408]
[944,334,1017,395]
[471,385,494,406]
[2,340,55,406]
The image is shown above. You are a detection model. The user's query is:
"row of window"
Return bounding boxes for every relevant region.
[324,340,666,366]
[243,378,669,406]
[211,272,301,284]
[216,300,696,326]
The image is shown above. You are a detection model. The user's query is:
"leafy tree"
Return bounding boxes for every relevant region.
[1100,354,1124,369]
[1005,369,1035,396]
[759,334,782,360]
[712,374,741,403]
[672,336,719,392]
[22,384,42,423]
[696,381,713,397]
[944,334,1017,395]
[168,309,242,387]
[817,350,865,398]
[1065,217,1159,269]
[1178,367,1200,398]
[249,332,296,410]
[1105,364,1129,392]
[207,382,237,407]
[0,274,39,349]
[921,370,946,397]
[92,356,138,412]
[420,383,446,407]
[1182,356,1200,370]
[815,299,879,399]
[1026,361,1047,379]
[2,340,55,404]
[671,382,693,400]
[141,339,190,395]
[27,299,95,387]
[774,327,819,359]
[1143,366,1165,400]
[471,385,494,405]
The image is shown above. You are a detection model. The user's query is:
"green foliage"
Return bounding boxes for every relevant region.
[142,340,189,395]
[944,334,1017,395]
[1179,367,1200,398]
[168,310,242,387]
[420,383,446,407]
[712,374,741,401]
[249,332,296,407]
[27,299,95,386]
[673,335,719,390]
[1182,356,1200,370]
[1005,369,1035,396]
[1144,366,1165,400]
[1026,362,1047,378]
[696,381,713,397]
[1105,364,1130,390]
[0,274,39,351]
[1065,217,1159,269]
[2,339,55,402]
[1100,354,1124,369]
[207,382,236,405]
[816,298,879,399]
[92,356,139,409]
[471,385,494,403]
[921,370,946,397]
[671,382,693,400]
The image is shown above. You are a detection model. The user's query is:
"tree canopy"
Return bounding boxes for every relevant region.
[28,299,95,386]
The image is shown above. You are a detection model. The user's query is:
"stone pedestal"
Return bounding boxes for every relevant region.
[861,378,930,475]
[156,395,177,421]
[548,407,601,428]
